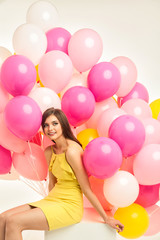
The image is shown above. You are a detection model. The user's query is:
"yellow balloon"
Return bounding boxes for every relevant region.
[35,65,44,87]
[77,128,99,150]
[114,203,149,239]
[149,98,160,119]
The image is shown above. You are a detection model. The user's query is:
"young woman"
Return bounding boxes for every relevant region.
[0,108,124,240]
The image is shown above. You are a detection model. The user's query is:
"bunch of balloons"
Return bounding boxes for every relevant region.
[0,0,160,239]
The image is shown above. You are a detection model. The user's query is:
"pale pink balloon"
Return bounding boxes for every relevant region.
[0,113,27,153]
[103,171,139,207]
[142,118,160,145]
[86,98,118,129]
[38,50,73,93]
[13,142,48,181]
[121,98,152,120]
[144,205,160,236]
[110,56,137,97]
[97,108,126,137]
[133,144,160,185]
[68,28,103,72]
[0,145,12,174]
[0,46,12,68]
[0,82,9,113]
[75,124,87,135]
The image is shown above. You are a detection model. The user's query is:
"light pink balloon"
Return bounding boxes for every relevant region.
[144,205,160,236]
[118,82,149,107]
[121,98,152,120]
[97,108,126,137]
[0,113,27,153]
[86,98,118,129]
[38,50,73,93]
[110,56,137,97]
[133,144,160,185]
[0,145,12,174]
[0,82,9,113]
[68,28,103,72]
[13,142,48,181]
[142,118,160,145]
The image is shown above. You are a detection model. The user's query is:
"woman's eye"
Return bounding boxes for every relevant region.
[43,124,48,128]
[53,122,58,126]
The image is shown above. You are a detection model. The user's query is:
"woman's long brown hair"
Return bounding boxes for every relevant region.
[42,108,82,147]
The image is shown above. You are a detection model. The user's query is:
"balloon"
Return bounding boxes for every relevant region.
[29,131,43,146]
[0,166,19,180]
[87,62,121,101]
[103,171,139,207]
[75,123,87,135]
[118,82,149,107]
[97,108,126,137]
[109,115,145,157]
[110,56,137,97]
[121,98,152,120]
[150,98,160,119]
[0,145,12,174]
[0,46,12,67]
[26,0,59,32]
[144,205,160,236]
[133,144,160,185]
[61,86,95,127]
[12,142,48,181]
[35,65,44,87]
[12,23,47,65]
[42,134,54,149]
[1,55,36,96]
[142,118,160,145]
[135,184,159,208]
[77,128,99,149]
[4,96,42,141]
[29,87,61,113]
[86,98,118,129]
[120,156,134,174]
[46,27,71,54]
[0,82,9,113]
[0,113,28,153]
[38,50,73,93]
[114,203,149,238]
[83,137,122,179]
[68,28,103,72]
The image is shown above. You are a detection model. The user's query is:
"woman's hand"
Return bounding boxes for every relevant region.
[105,217,124,233]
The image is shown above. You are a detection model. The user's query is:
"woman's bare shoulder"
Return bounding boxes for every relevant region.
[66,140,83,156]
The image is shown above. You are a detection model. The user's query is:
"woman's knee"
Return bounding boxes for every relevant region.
[5,215,20,231]
[0,214,7,227]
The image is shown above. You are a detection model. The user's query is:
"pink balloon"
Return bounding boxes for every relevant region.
[97,108,126,137]
[110,56,137,97]
[43,134,54,150]
[0,82,9,113]
[118,82,149,107]
[0,55,36,97]
[86,98,118,129]
[142,118,160,145]
[13,142,48,181]
[109,115,145,157]
[61,86,95,127]
[144,205,160,236]
[133,144,160,185]
[83,137,122,179]
[88,62,121,102]
[4,96,42,141]
[120,156,134,174]
[38,50,73,93]
[0,113,27,153]
[135,184,159,208]
[121,98,152,120]
[46,27,71,54]
[0,145,12,174]
[68,28,103,72]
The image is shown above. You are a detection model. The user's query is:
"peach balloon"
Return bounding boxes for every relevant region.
[144,205,160,236]
[142,118,160,145]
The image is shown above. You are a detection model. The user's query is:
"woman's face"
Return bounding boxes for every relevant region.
[43,114,63,141]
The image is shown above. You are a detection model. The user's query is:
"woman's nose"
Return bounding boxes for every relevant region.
[48,125,53,131]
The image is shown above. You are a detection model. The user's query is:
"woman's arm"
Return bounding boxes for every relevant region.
[44,146,57,192]
[66,146,124,233]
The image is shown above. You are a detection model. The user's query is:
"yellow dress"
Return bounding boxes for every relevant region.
[29,148,83,230]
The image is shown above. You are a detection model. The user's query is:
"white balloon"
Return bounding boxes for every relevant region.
[12,23,47,65]
[0,46,12,68]
[26,0,59,32]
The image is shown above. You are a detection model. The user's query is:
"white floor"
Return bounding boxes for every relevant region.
[0,179,160,240]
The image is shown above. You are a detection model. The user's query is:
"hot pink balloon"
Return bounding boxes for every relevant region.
[133,144,160,185]
[46,27,71,54]
[83,137,122,179]
[0,145,12,174]
[109,115,145,157]
[68,28,103,72]
[135,184,159,208]
[118,82,149,107]
[61,86,95,127]
[13,142,48,181]
[1,55,36,96]
[38,50,73,93]
[4,96,42,141]
[144,205,160,236]
[142,118,160,145]
[88,62,121,102]
[110,56,137,97]
[0,82,9,113]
